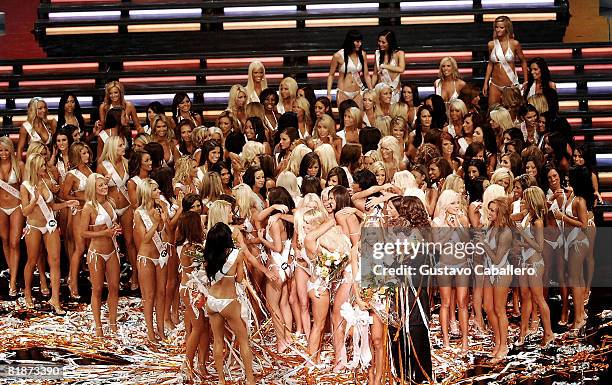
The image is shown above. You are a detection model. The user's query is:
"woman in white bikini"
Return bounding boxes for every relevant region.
[435,57,466,104]
[81,173,121,337]
[477,197,514,362]
[277,77,298,115]
[134,178,170,342]
[60,142,94,299]
[515,186,555,347]
[17,97,57,159]
[483,16,528,106]
[245,60,268,103]
[98,80,142,134]
[98,136,139,291]
[151,114,180,168]
[327,30,373,108]
[371,30,405,103]
[0,137,24,297]
[21,153,79,313]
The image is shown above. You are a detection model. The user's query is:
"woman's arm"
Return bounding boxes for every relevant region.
[254,204,287,223]
[20,185,38,217]
[304,216,336,255]
[59,174,77,201]
[518,218,544,254]
[555,197,588,228]
[50,199,79,211]
[16,126,27,160]
[483,41,494,97]
[126,102,143,133]
[327,53,339,100]
[258,219,283,253]
[385,50,406,75]
[481,228,513,264]
[128,180,139,209]
[234,228,279,281]
[362,50,373,90]
[514,40,529,86]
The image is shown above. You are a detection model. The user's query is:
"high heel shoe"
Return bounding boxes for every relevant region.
[8,287,18,298]
[48,301,66,316]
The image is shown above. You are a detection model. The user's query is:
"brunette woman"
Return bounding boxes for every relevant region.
[81,173,121,336]
[60,142,94,299]
[172,92,202,128]
[327,30,373,108]
[372,30,405,102]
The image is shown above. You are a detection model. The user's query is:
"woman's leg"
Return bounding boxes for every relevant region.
[568,243,588,329]
[223,301,256,385]
[208,312,227,385]
[120,209,139,289]
[456,286,470,352]
[8,208,24,294]
[517,275,533,344]
[482,285,499,356]
[68,210,85,297]
[197,317,211,375]
[23,228,43,307]
[43,231,64,313]
[295,266,311,339]
[105,252,121,333]
[155,264,168,340]
[557,252,570,325]
[307,290,330,364]
[287,275,302,334]
[138,257,157,342]
[88,252,106,336]
[332,282,352,369]
[370,313,385,385]
[37,250,49,295]
[0,211,10,271]
[265,274,289,352]
[528,266,554,345]
[279,282,293,340]
[488,83,503,106]
[439,286,452,348]
[164,249,179,328]
[185,309,205,377]
[493,284,510,360]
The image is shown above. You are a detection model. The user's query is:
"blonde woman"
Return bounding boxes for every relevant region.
[377,136,403,181]
[17,97,57,158]
[374,83,393,117]
[241,141,265,170]
[327,30,373,108]
[276,171,302,206]
[200,171,224,213]
[98,80,142,133]
[151,114,180,167]
[483,15,528,106]
[134,179,170,342]
[97,136,138,290]
[0,137,24,297]
[314,143,338,180]
[434,57,466,103]
[339,106,363,145]
[285,144,312,176]
[292,97,313,139]
[489,105,514,146]
[516,186,555,347]
[60,142,94,299]
[21,154,79,312]
[370,161,388,186]
[81,173,121,336]
[278,76,298,114]
[447,98,468,138]
[491,167,514,195]
[245,60,267,103]
[362,89,378,127]
[312,114,342,161]
[228,84,248,127]
[173,156,200,196]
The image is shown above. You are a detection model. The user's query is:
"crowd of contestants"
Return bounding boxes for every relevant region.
[0,16,600,385]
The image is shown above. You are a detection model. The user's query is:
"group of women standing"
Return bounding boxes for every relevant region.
[0,14,598,385]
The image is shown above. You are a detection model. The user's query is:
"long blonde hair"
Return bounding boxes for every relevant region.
[69,142,92,169]
[233,183,255,220]
[24,153,46,187]
[200,171,224,203]
[438,57,461,80]
[207,199,232,230]
[103,81,126,109]
[286,144,312,175]
[313,114,338,140]
[0,137,21,182]
[314,143,338,179]
[522,186,546,221]
[344,106,363,130]
[294,96,312,132]
[228,84,248,112]
[85,173,114,210]
[137,178,158,210]
[279,77,298,102]
[493,15,514,40]
[151,114,175,142]
[246,60,267,99]
[100,136,128,170]
[26,97,49,126]
[172,156,194,186]
[377,135,402,171]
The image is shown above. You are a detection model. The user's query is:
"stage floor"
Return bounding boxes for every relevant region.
[0,285,610,384]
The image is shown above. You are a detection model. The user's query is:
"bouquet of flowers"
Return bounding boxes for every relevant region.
[310,249,349,297]
[360,284,400,327]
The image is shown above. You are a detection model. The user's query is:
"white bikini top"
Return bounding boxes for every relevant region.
[338,49,363,74]
[23,180,53,203]
[160,194,177,219]
[131,175,146,189]
[1,167,18,185]
[99,130,110,144]
[102,160,129,188]
[490,39,514,64]
[434,79,459,101]
[93,202,117,227]
[23,121,51,145]
[485,227,510,266]
[68,169,88,192]
[212,248,240,284]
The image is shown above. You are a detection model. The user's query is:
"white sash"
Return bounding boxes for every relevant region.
[57,160,67,182]
[25,181,57,233]
[139,208,168,266]
[0,177,20,200]
[375,50,400,98]
[73,169,88,188]
[103,160,130,202]
[100,130,110,144]
[494,39,519,85]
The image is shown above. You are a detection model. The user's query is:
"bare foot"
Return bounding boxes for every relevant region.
[147,333,159,343]
[110,323,118,334]
[95,326,104,337]
[491,347,508,363]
